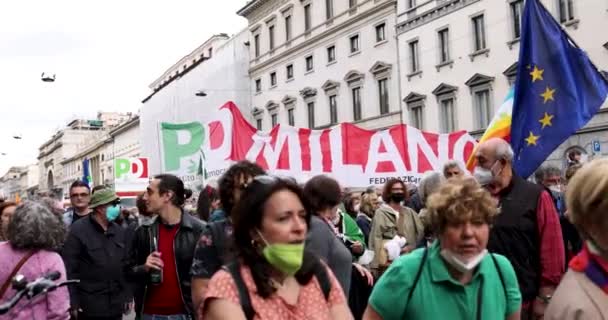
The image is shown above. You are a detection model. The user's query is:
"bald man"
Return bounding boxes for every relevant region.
[474,138,564,320]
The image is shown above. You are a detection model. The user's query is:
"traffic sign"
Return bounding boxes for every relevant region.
[592,140,601,153]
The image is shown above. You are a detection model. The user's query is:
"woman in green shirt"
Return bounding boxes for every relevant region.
[364,177,521,320]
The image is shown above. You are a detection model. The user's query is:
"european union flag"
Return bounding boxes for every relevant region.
[511,0,608,177]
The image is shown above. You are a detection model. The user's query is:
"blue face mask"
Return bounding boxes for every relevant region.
[105,204,121,221]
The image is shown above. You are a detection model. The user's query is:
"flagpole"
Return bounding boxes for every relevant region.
[535,0,608,87]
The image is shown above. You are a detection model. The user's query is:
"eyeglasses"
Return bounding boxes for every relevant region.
[70,193,90,198]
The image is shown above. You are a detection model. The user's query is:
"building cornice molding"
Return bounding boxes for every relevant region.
[465,73,494,87]
[396,0,481,35]
[249,0,396,74]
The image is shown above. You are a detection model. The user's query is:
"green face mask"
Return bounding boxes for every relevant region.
[257,231,305,276]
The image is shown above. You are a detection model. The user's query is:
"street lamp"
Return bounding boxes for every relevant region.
[41,73,56,83]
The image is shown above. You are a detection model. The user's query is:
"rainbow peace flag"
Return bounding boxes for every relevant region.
[466,88,514,171]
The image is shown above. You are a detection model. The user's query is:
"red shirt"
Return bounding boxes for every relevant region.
[536,191,565,287]
[143,224,186,315]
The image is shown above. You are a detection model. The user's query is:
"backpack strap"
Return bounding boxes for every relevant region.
[404,248,428,308]
[313,262,332,300]
[225,261,255,320]
[209,221,226,264]
[490,253,508,299]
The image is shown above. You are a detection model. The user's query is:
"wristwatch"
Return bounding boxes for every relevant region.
[537,294,553,304]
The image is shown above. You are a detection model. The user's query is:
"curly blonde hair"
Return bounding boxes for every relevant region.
[426,177,498,234]
[566,159,608,235]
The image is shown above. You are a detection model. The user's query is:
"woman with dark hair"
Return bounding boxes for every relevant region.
[369,179,424,276]
[0,201,70,319]
[0,201,17,241]
[197,185,221,222]
[202,176,353,319]
[191,161,265,311]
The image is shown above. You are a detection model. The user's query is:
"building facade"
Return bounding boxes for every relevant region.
[38,113,133,198]
[141,32,252,175]
[395,0,608,168]
[62,115,140,193]
[238,0,402,131]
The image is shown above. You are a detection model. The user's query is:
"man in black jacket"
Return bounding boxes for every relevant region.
[62,188,130,320]
[127,174,205,320]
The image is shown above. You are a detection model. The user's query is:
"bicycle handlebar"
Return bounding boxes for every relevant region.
[0,272,80,315]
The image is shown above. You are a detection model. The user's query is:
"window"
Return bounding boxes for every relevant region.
[208,47,213,57]
[271,114,278,127]
[255,79,262,93]
[307,102,315,128]
[306,56,314,72]
[472,15,486,52]
[438,28,450,63]
[269,25,275,50]
[510,0,523,39]
[286,64,294,80]
[378,79,389,115]
[350,35,360,53]
[304,4,312,32]
[349,0,357,8]
[558,0,575,23]
[288,108,295,126]
[352,87,362,121]
[254,34,260,57]
[409,40,420,72]
[270,72,277,87]
[376,23,386,43]
[474,89,492,129]
[326,0,334,20]
[407,0,416,9]
[329,95,338,124]
[285,16,292,41]
[256,119,262,130]
[409,104,424,129]
[439,98,456,133]
[327,46,336,63]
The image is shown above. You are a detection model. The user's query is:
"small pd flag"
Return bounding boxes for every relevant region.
[511,0,608,178]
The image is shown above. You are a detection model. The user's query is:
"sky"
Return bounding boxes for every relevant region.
[0,0,247,175]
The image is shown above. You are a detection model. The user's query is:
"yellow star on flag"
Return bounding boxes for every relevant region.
[530,66,544,82]
[539,112,554,129]
[525,131,540,146]
[541,86,556,103]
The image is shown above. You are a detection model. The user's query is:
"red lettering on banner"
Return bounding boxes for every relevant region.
[416,132,438,173]
[271,127,291,170]
[389,125,412,171]
[208,121,224,150]
[299,129,312,171]
[342,124,371,169]
[320,130,332,173]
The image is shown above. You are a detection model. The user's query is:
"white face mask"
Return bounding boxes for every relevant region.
[440,248,488,273]
[548,185,563,194]
[332,213,341,225]
[473,167,493,186]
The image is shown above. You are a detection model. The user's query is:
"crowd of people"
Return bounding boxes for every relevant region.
[0,137,607,319]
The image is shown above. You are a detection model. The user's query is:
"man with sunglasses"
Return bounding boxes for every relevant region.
[63,180,92,227]
[62,188,131,320]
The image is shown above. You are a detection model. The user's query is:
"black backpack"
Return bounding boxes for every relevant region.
[225,260,332,320]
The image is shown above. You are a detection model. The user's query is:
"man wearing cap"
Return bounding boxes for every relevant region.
[62,188,131,320]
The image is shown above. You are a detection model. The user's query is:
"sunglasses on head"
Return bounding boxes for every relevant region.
[244,175,297,190]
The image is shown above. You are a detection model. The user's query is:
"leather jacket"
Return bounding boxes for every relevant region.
[126,212,205,316]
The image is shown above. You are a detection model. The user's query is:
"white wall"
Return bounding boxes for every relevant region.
[396,0,608,133]
[243,0,402,131]
[140,30,252,175]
